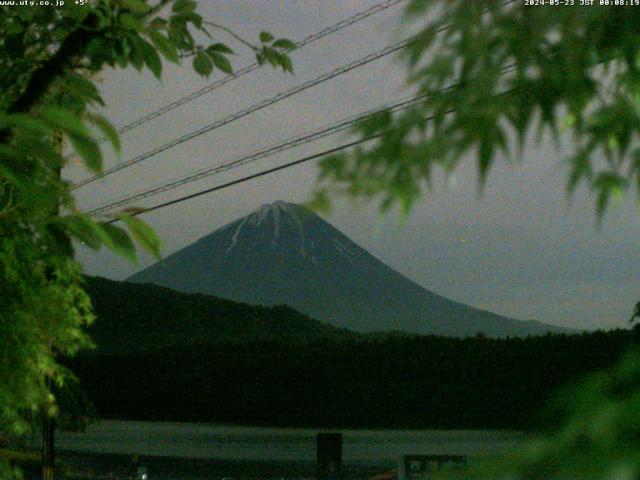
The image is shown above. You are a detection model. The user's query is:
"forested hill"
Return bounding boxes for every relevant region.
[83,275,358,355]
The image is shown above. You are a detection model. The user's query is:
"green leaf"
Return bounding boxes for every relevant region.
[66,75,104,106]
[405,0,430,16]
[114,42,129,68]
[62,214,106,250]
[633,148,640,193]
[478,135,494,185]
[568,151,591,195]
[21,138,63,168]
[0,145,26,186]
[5,21,23,35]
[193,51,213,77]
[305,189,332,214]
[128,35,146,71]
[149,17,168,29]
[261,46,291,71]
[259,31,274,43]
[99,223,137,262]
[596,190,608,221]
[68,134,102,173]
[121,215,162,259]
[281,54,293,74]
[20,181,60,213]
[0,162,23,187]
[168,18,194,50]
[206,43,234,55]
[148,30,179,64]
[207,52,232,74]
[121,0,150,13]
[119,13,144,31]
[172,0,196,14]
[87,114,121,155]
[186,11,202,29]
[261,46,280,67]
[86,37,112,70]
[0,113,52,137]
[38,107,89,138]
[272,38,296,50]
[593,171,628,220]
[38,107,103,172]
[138,38,162,78]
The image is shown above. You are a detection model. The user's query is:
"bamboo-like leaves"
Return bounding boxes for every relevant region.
[99,223,137,262]
[120,215,162,259]
[61,213,107,250]
[86,113,121,156]
[39,107,102,172]
[61,213,161,262]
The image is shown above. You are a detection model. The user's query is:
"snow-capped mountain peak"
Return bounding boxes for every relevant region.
[225,201,311,256]
[127,200,570,337]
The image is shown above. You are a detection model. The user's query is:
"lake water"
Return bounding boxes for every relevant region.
[56,420,526,465]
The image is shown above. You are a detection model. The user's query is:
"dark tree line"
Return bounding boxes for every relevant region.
[66,327,636,431]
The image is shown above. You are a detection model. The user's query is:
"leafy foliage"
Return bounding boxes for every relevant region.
[255,31,296,73]
[314,1,640,218]
[435,347,640,480]
[0,0,293,475]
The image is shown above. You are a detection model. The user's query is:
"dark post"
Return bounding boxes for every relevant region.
[42,148,62,480]
[42,375,55,480]
[317,432,342,480]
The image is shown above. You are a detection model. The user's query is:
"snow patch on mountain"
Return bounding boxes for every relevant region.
[225,201,311,254]
[332,237,354,262]
[271,205,281,245]
[226,216,250,253]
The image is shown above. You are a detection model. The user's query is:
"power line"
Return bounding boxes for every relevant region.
[92,0,405,143]
[71,36,415,191]
[86,93,432,216]
[104,89,510,223]
[70,0,517,191]
[87,63,516,216]
[72,0,519,191]
[100,65,519,222]
[88,57,520,216]
[105,135,383,224]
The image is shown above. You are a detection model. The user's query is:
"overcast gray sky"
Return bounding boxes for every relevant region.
[67,0,640,332]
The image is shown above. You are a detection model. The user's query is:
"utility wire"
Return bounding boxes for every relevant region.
[86,93,432,216]
[71,36,415,191]
[104,90,514,224]
[73,0,519,191]
[92,0,405,143]
[88,57,518,216]
[105,135,382,224]
[100,73,515,223]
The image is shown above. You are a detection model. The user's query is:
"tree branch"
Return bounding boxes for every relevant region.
[7,23,95,115]
[203,21,257,51]
[0,15,98,145]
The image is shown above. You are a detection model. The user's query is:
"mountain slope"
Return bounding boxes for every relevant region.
[127,201,568,337]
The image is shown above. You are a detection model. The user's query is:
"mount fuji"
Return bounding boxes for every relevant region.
[127,201,567,337]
